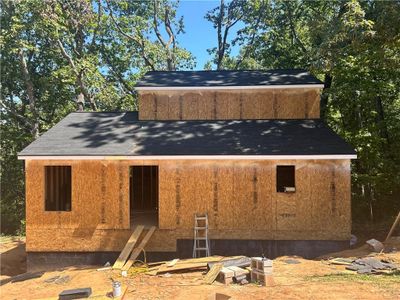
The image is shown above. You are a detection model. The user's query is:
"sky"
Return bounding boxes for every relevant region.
[176,0,242,69]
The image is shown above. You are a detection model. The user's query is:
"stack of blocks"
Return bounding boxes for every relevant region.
[217,266,249,284]
[250,257,273,286]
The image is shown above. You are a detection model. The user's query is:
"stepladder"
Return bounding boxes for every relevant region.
[192,213,211,258]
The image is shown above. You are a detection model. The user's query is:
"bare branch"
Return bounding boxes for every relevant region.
[105,0,156,70]
[153,0,167,47]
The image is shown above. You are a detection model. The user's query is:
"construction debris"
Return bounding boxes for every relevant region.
[166,258,179,267]
[204,263,223,284]
[250,257,273,286]
[148,256,244,276]
[345,257,398,274]
[216,267,234,284]
[366,239,384,252]
[10,271,44,283]
[326,258,353,266]
[207,257,251,270]
[96,266,112,271]
[59,287,92,300]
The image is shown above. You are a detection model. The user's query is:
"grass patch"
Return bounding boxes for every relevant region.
[306,272,400,290]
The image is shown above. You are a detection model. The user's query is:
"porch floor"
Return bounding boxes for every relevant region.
[130,211,158,229]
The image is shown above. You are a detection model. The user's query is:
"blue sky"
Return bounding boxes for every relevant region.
[176,0,241,69]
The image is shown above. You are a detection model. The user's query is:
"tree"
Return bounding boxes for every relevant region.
[227,0,400,222]
[205,0,248,70]
[104,0,195,72]
[0,0,195,234]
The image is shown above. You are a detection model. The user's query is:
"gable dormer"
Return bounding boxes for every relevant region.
[136,70,324,120]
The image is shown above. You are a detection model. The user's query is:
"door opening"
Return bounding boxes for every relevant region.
[130,166,159,228]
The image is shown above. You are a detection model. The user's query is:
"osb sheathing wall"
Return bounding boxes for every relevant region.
[138,89,320,120]
[26,159,351,252]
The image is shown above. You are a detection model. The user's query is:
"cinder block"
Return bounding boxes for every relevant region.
[216,267,234,284]
[251,270,273,286]
[251,257,273,273]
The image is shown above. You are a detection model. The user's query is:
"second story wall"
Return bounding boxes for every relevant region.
[138,88,321,120]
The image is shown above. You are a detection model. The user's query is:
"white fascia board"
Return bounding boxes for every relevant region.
[135,84,325,91]
[18,154,357,160]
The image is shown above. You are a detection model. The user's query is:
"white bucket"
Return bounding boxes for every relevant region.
[112,281,121,297]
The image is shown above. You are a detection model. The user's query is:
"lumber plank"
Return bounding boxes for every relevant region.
[204,263,223,284]
[113,225,144,269]
[167,258,179,267]
[385,211,400,242]
[122,226,156,271]
[146,256,244,275]
[147,262,208,275]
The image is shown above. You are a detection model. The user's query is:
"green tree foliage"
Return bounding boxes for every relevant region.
[206,0,400,222]
[1,0,398,234]
[0,0,193,234]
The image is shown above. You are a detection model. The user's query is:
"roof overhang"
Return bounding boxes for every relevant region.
[135,84,325,91]
[18,154,357,160]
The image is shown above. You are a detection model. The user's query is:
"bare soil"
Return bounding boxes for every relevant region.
[1,237,399,300]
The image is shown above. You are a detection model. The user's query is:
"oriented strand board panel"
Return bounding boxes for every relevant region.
[25,159,351,252]
[155,94,169,120]
[139,93,156,120]
[138,88,321,120]
[305,89,320,118]
[182,92,200,119]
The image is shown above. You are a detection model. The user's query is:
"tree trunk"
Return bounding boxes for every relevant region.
[320,73,332,120]
[18,49,39,139]
[375,95,390,143]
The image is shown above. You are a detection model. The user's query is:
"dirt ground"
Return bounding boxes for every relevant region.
[1,237,400,300]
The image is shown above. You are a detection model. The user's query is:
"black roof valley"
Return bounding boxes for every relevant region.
[136,69,323,88]
[19,112,356,157]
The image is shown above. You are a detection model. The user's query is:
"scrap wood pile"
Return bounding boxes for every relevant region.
[327,257,399,275]
[143,255,273,286]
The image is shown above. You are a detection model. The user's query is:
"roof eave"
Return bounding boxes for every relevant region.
[135,84,325,91]
[18,154,357,160]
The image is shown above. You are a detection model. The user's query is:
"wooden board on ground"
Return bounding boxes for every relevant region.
[113,225,144,269]
[167,259,179,267]
[204,263,223,284]
[147,256,245,275]
[386,211,400,241]
[122,226,156,271]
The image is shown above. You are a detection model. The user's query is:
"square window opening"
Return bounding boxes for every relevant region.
[45,166,71,211]
[276,165,295,193]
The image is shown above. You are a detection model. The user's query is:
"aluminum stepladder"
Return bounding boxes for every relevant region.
[192,213,211,258]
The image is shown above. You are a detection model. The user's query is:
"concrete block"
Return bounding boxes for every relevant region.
[366,239,384,252]
[227,266,249,277]
[251,257,273,273]
[216,267,234,284]
[251,270,273,286]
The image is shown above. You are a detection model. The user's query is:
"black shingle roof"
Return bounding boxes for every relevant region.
[136,69,323,88]
[19,112,355,157]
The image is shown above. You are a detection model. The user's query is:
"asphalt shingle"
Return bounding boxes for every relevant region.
[19,112,356,157]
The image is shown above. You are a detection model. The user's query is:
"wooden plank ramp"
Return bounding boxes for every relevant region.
[113,225,144,270]
[122,226,156,271]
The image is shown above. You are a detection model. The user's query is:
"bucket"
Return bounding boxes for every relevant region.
[112,281,121,297]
